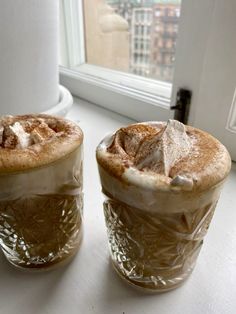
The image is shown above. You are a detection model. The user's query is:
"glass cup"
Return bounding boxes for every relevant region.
[0,115,83,270]
[96,122,231,292]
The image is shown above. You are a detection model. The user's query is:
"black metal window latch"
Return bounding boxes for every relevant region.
[171,88,192,124]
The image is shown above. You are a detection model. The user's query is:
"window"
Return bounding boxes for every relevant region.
[60,0,181,84]
[155,9,161,17]
[164,8,169,16]
[140,25,144,35]
[173,24,178,33]
[166,40,172,49]
[140,12,144,22]
[148,11,152,21]
[136,11,140,22]
[59,0,181,123]
[145,55,149,64]
[175,8,180,17]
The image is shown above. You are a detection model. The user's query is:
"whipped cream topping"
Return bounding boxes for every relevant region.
[134,120,191,176]
[97,120,231,192]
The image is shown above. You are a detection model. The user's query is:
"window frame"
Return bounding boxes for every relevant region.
[60,0,222,123]
[60,65,172,121]
[60,0,85,67]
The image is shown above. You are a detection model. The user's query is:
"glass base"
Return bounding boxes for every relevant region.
[2,230,83,272]
[111,258,194,293]
[0,193,83,272]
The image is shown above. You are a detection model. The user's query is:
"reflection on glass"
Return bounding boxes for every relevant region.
[83,0,181,83]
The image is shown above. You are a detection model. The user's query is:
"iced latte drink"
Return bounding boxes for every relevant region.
[0,114,83,270]
[96,120,231,292]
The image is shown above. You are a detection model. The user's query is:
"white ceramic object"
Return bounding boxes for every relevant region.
[0,0,59,115]
[44,85,73,117]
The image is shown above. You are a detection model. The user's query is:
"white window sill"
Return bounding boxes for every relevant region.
[0,97,235,314]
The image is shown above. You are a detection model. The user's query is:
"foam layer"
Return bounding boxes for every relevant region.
[97,120,231,193]
[0,114,83,173]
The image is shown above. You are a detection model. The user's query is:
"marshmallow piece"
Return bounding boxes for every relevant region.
[171,174,194,191]
[31,122,56,144]
[20,120,41,134]
[3,125,18,149]
[9,122,31,149]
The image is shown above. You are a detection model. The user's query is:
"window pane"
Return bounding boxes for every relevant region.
[83,0,181,83]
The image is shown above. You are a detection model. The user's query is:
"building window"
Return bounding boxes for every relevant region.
[155,9,161,17]
[173,24,178,32]
[175,8,181,17]
[141,12,144,22]
[140,25,144,35]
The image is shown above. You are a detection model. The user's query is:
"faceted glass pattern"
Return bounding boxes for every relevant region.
[0,194,83,269]
[104,197,217,291]
[0,147,83,270]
